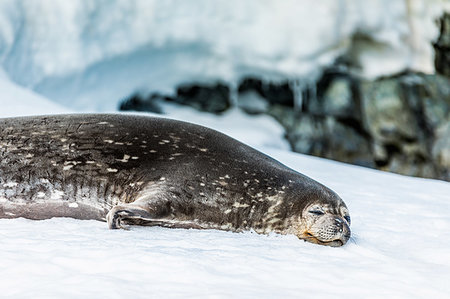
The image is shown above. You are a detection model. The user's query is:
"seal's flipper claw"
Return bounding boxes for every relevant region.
[106,206,155,230]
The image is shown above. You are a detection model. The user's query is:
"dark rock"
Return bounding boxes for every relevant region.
[174,83,230,113]
[361,77,418,144]
[432,121,450,180]
[119,94,163,114]
[311,70,361,119]
[238,78,294,107]
[419,74,450,128]
[434,12,450,76]
[270,69,449,180]
[116,67,449,181]
[269,105,373,167]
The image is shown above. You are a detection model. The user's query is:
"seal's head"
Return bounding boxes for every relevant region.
[297,191,351,247]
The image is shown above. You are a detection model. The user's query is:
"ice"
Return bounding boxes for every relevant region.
[0,0,447,111]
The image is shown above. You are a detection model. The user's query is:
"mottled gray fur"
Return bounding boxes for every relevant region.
[0,114,350,246]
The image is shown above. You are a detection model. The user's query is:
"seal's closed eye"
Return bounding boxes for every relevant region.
[309,210,324,216]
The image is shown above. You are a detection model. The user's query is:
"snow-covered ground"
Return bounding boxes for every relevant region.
[1,80,450,298]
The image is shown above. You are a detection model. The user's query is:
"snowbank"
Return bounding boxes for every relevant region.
[0,0,448,110]
[0,71,70,117]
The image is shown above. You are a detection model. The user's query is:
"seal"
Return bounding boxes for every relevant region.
[0,114,351,246]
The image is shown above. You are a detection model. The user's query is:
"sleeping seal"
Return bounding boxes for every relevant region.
[0,114,351,246]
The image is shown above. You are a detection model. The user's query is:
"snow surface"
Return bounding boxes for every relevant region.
[1,83,450,298]
[0,0,448,111]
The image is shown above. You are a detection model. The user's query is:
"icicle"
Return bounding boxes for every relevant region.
[290,79,304,112]
[229,81,238,107]
[308,78,317,107]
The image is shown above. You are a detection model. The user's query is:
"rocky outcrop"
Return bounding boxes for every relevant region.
[118,70,449,181]
[120,83,231,114]
[434,12,450,76]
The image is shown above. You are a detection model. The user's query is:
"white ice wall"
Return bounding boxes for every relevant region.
[0,0,448,110]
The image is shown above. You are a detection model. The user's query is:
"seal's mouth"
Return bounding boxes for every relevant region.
[301,232,345,247]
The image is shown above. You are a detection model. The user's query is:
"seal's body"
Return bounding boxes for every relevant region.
[0,114,351,246]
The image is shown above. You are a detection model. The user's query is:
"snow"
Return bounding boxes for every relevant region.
[0,71,71,117]
[0,0,448,111]
[1,86,450,298]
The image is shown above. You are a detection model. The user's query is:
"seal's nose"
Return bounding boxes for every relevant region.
[335,218,344,231]
[335,217,351,244]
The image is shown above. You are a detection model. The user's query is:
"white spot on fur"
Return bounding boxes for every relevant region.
[233,202,250,208]
[131,156,139,160]
[116,154,131,162]
[150,150,157,153]
[3,182,18,188]
[37,192,45,198]
[63,165,73,171]
[60,138,67,142]
[68,202,79,208]
[97,122,109,125]
[107,168,118,173]
[160,177,166,181]
[40,178,50,184]
[224,209,232,214]
[114,142,124,145]
[200,183,205,186]
[104,139,114,143]
[51,190,64,200]
[25,154,34,158]
[199,148,208,152]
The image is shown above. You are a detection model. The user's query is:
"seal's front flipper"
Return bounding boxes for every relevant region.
[106,202,206,230]
[106,204,156,229]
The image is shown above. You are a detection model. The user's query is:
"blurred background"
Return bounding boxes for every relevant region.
[0,0,449,181]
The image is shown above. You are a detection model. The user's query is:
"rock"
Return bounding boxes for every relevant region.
[238,78,294,107]
[117,69,450,181]
[269,106,373,167]
[386,154,436,179]
[175,83,230,113]
[118,94,163,114]
[361,78,418,144]
[434,12,450,77]
[323,117,373,167]
[237,91,270,114]
[420,74,450,128]
[310,72,359,119]
[432,121,450,180]
[322,78,353,116]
